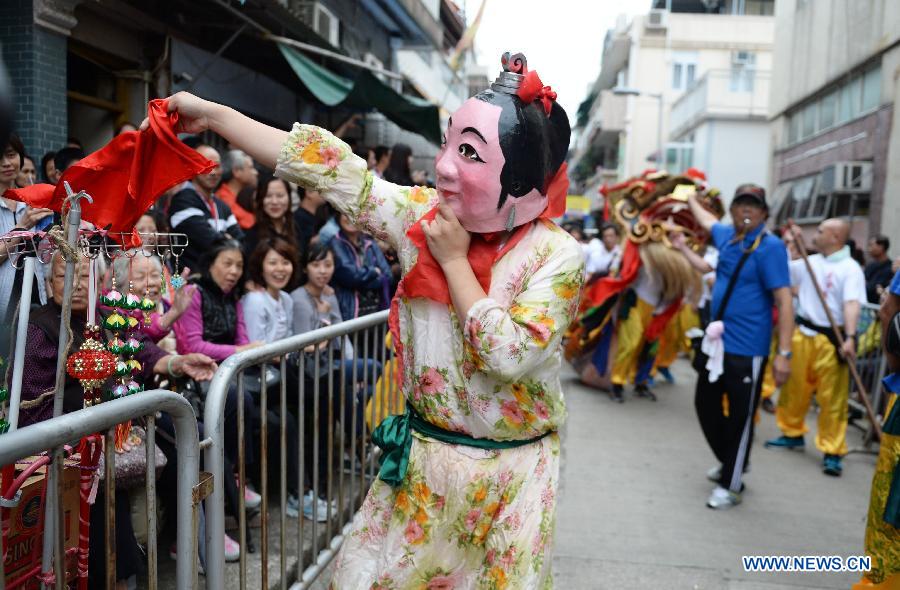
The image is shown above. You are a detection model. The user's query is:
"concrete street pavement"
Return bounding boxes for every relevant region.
[553,359,877,590]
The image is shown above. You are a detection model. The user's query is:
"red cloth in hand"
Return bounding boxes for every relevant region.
[4,99,214,247]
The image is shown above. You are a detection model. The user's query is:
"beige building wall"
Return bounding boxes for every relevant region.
[620,12,774,179]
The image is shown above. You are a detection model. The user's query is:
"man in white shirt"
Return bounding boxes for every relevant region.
[764,218,866,477]
[585,223,622,280]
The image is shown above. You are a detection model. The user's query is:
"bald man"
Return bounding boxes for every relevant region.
[168,143,244,273]
[765,218,867,476]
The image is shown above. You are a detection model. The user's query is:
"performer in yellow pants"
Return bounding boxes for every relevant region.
[653,304,699,383]
[758,336,778,415]
[611,296,656,393]
[774,329,850,454]
[765,218,866,476]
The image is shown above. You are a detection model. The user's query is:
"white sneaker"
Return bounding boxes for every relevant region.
[242,484,262,510]
[302,491,331,522]
[706,485,741,510]
[224,533,241,562]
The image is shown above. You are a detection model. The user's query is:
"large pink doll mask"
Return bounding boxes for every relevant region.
[434,53,571,234]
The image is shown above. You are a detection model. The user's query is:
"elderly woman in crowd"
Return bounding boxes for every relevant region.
[110,253,193,353]
[173,238,262,359]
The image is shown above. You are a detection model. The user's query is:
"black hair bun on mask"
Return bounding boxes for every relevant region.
[474,89,570,210]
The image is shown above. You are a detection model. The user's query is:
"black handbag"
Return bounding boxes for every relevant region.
[691,245,756,373]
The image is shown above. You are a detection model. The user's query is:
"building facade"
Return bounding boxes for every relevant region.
[768,0,900,247]
[0,0,469,172]
[570,0,775,210]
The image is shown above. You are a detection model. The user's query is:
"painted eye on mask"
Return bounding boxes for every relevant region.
[458,143,485,163]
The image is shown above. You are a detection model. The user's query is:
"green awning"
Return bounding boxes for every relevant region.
[278,44,442,145]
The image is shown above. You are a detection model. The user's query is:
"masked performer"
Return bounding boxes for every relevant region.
[567,171,719,402]
[155,52,583,588]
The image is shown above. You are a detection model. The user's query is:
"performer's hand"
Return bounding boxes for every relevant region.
[772,354,791,387]
[839,337,857,363]
[421,203,470,266]
[140,92,218,135]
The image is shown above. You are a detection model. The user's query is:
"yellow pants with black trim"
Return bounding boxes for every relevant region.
[775,328,849,456]
[654,305,699,371]
[760,336,777,400]
[611,297,655,386]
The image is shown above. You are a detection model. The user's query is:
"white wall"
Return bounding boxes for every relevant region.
[701,119,771,209]
[619,12,773,179]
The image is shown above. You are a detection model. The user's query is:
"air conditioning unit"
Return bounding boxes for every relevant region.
[289,2,340,47]
[732,50,755,65]
[820,161,873,192]
[646,9,667,30]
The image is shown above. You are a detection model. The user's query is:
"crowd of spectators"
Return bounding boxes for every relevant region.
[0,129,426,588]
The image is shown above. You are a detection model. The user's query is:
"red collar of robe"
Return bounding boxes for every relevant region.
[4,99,214,248]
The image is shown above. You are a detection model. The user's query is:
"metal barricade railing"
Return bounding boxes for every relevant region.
[0,390,201,590]
[203,310,397,590]
[849,302,888,449]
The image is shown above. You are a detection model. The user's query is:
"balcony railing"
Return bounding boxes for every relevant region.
[669,69,770,138]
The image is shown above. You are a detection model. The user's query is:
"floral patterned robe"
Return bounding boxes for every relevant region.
[276,124,584,589]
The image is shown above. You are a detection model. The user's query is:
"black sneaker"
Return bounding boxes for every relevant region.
[635,383,657,401]
[610,384,625,403]
[823,454,843,477]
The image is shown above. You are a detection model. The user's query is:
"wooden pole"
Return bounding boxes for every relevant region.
[789,221,883,441]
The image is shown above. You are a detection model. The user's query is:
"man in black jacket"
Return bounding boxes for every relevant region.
[168,143,244,274]
[865,235,893,303]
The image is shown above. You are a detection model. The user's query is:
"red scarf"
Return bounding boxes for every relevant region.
[4,99,214,248]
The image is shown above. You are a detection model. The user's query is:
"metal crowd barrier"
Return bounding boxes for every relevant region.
[203,310,396,590]
[849,302,889,448]
[0,390,201,590]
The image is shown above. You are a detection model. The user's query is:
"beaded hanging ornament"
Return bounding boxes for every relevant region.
[66,260,118,407]
[101,262,145,451]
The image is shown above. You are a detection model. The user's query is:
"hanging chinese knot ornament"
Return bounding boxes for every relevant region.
[66,324,117,406]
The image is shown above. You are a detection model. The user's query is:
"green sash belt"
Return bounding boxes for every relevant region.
[372,406,553,487]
